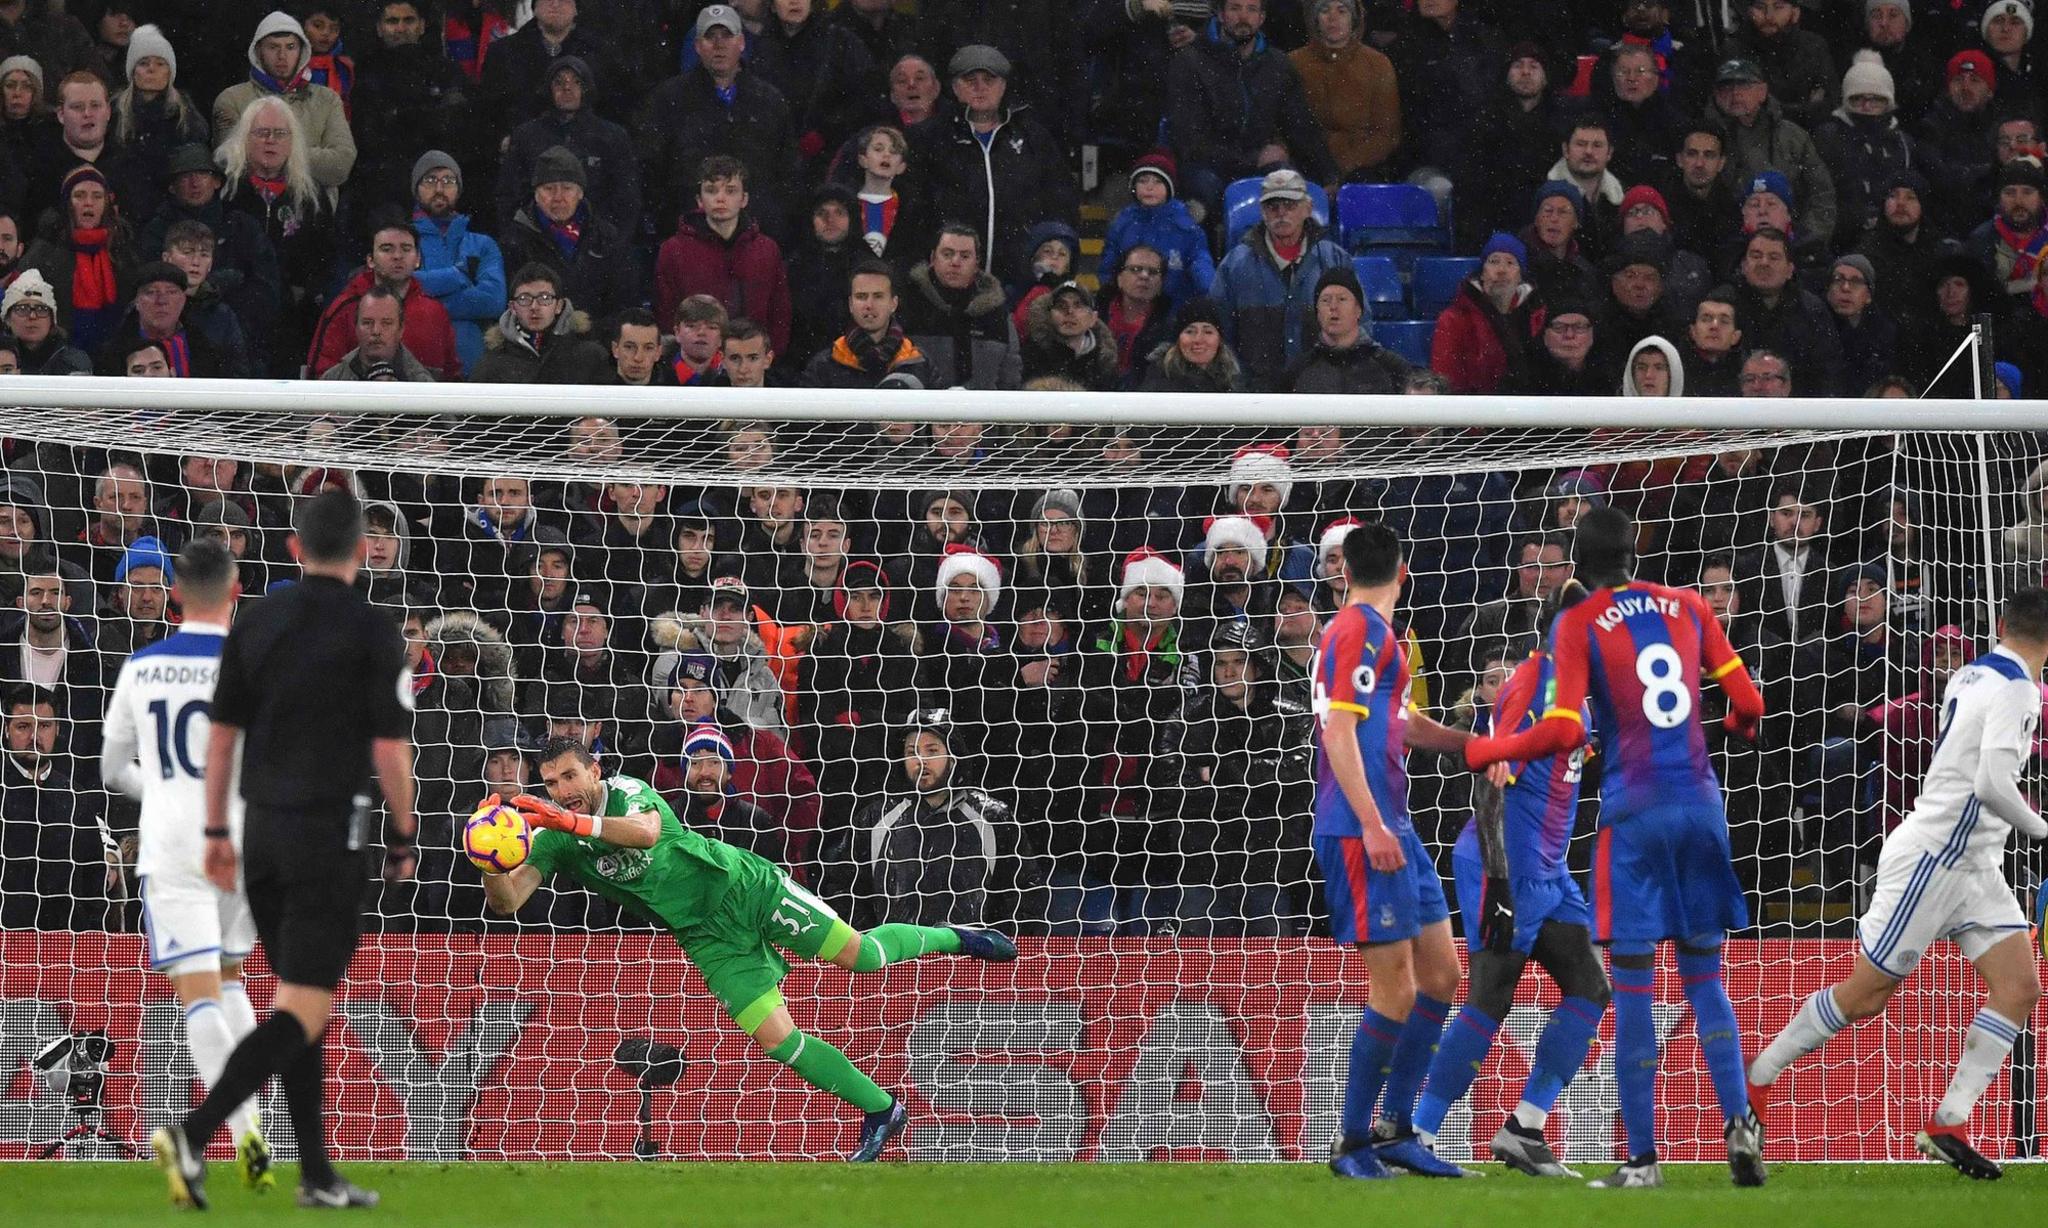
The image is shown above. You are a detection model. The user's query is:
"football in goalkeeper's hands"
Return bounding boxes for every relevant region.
[463,801,531,874]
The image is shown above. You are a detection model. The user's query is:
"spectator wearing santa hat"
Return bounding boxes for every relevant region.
[919,544,1015,785]
[1184,513,1278,656]
[1195,443,1314,591]
[1313,516,1361,615]
[1079,546,1191,910]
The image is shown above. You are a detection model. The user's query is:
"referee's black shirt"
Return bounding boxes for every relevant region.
[211,575,412,838]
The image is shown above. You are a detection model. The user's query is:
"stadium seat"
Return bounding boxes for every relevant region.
[1375,319,1436,367]
[1223,177,1332,249]
[1336,183,1444,247]
[1351,256,1405,320]
[1411,256,1480,319]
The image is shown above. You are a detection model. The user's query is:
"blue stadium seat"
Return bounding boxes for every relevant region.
[1223,177,1332,249]
[1336,183,1450,254]
[1351,256,1405,320]
[1374,319,1436,368]
[1411,256,1479,319]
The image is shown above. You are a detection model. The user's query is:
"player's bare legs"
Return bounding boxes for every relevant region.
[167,959,269,1189]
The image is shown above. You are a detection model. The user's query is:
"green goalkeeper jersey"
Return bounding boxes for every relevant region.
[524,774,774,934]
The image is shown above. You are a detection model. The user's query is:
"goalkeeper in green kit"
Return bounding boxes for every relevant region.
[483,736,1018,1161]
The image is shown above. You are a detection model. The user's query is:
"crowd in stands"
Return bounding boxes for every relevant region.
[0,0,2044,938]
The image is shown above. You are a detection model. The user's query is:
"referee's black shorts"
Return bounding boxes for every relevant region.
[243,808,372,990]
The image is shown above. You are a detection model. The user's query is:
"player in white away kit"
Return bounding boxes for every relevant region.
[100,539,272,1191]
[1748,588,2048,1180]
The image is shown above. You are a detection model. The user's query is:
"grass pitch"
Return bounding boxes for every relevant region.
[3,1160,2038,1228]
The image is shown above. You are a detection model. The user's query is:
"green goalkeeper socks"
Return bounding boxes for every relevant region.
[766,1030,894,1113]
[851,924,962,972]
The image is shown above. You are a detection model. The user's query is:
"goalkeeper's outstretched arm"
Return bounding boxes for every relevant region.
[484,865,542,915]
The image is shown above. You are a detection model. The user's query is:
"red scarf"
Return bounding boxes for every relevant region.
[69,227,116,312]
[1993,216,2048,317]
[1107,297,1146,372]
[248,174,289,202]
[1120,623,1162,682]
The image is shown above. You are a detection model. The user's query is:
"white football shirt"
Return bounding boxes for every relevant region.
[101,622,244,879]
[1890,646,2041,870]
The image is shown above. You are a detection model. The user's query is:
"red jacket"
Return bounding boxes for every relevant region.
[653,721,821,867]
[1430,279,1541,396]
[652,212,791,354]
[305,269,462,381]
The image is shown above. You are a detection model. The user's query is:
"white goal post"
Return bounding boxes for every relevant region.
[0,376,2042,1165]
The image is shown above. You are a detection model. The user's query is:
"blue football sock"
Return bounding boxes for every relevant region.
[1342,1008,1403,1143]
[1522,995,1605,1113]
[1382,994,1451,1132]
[1414,1005,1500,1137]
[1611,962,1659,1158]
[1677,947,1750,1121]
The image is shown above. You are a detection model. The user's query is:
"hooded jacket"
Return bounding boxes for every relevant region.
[1289,22,1400,176]
[1430,276,1540,395]
[1009,219,1080,330]
[1098,195,1215,305]
[209,12,357,188]
[1019,291,1120,391]
[653,210,792,353]
[1619,333,1685,396]
[1813,107,1935,249]
[496,57,641,238]
[1135,336,1246,393]
[469,303,610,385]
[847,779,1041,928]
[648,610,788,740]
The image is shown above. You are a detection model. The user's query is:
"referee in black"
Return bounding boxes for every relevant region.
[153,489,417,1211]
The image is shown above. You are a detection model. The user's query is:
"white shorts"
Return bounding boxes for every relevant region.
[1857,843,2029,978]
[140,872,255,977]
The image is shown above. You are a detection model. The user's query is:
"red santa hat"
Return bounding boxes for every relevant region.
[1228,442,1294,504]
[1202,514,1270,575]
[1119,546,1185,607]
[935,543,1002,605]
[1318,516,1363,557]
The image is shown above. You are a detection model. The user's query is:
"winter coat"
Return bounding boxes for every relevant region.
[12,327,91,375]
[917,104,1080,284]
[787,234,860,365]
[1814,110,1936,249]
[647,609,788,739]
[748,14,876,153]
[469,305,611,385]
[210,12,357,188]
[802,327,935,389]
[1019,293,1120,391]
[653,212,792,352]
[1098,197,1216,304]
[412,211,506,377]
[140,193,283,358]
[1168,27,1335,184]
[220,180,338,374]
[0,755,109,930]
[1432,279,1538,398]
[921,0,1086,142]
[319,344,438,381]
[1282,335,1413,394]
[114,90,208,198]
[848,784,1042,928]
[305,269,462,382]
[476,20,629,129]
[1730,26,1836,129]
[634,67,800,243]
[1455,89,1570,247]
[1835,308,1900,396]
[1711,94,1838,247]
[1210,217,1353,389]
[0,1,102,99]
[498,201,636,323]
[1134,339,1246,393]
[1914,99,1997,224]
[1389,8,1507,174]
[1290,37,1400,177]
[898,263,1023,390]
[498,105,642,240]
[1731,280,1847,396]
[1599,89,1686,188]
[21,221,139,352]
[797,618,923,805]
[348,40,470,206]
[1370,466,1516,644]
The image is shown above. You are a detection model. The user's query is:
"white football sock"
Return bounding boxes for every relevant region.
[218,980,264,1139]
[1512,1102,1548,1131]
[1935,1008,2022,1127]
[1748,987,1849,1086]
[184,1000,237,1090]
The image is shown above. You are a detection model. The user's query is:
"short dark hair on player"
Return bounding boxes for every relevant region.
[176,537,236,599]
[1572,506,1636,579]
[295,488,365,564]
[2004,588,2048,643]
[537,735,596,768]
[1341,522,1402,587]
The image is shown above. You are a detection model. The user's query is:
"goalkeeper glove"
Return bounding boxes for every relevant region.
[511,793,600,837]
[1478,875,1516,953]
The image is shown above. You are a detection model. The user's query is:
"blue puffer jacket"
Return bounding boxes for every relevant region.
[412,211,508,377]
[1209,218,1350,389]
[1099,198,1216,303]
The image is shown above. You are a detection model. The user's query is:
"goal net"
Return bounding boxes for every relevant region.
[0,381,2040,1165]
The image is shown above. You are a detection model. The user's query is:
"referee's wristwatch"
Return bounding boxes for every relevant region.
[203,827,231,839]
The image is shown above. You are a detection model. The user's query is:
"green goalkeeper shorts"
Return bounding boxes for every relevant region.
[681,869,855,1034]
